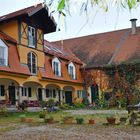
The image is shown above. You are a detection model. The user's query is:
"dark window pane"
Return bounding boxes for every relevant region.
[0,85,4,96]
[46,89,49,97]
[53,90,56,98]
[28,87,32,97]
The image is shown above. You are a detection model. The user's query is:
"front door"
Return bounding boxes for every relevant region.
[9,86,16,105]
[38,88,42,101]
[91,84,99,104]
[65,91,72,104]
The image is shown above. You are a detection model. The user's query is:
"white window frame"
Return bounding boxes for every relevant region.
[0,39,8,66]
[68,62,76,79]
[27,52,37,75]
[22,87,27,97]
[52,57,61,76]
[77,90,83,98]
[28,26,36,48]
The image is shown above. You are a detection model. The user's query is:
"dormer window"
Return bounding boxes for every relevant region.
[28,26,36,48]
[27,52,37,74]
[52,57,61,76]
[0,39,8,66]
[68,62,76,79]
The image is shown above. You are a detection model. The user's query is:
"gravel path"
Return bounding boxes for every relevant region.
[0,124,140,140]
[64,110,128,115]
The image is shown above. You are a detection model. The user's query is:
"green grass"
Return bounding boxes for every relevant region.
[0,110,130,133]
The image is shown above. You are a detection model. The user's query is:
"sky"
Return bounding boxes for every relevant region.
[1,0,140,41]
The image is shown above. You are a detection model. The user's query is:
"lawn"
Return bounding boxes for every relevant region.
[0,109,140,140]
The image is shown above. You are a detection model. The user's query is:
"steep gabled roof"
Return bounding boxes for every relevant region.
[54,28,140,69]
[0,4,43,22]
[0,3,56,33]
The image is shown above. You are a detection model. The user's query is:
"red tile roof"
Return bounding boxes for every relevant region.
[39,56,83,83]
[0,31,16,43]
[54,28,140,68]
[44,40,83,65]
[0,33,83,83]
[0,37,30,76]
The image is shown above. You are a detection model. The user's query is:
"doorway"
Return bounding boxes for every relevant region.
[8,86,16,105]
[38,88,42,101]
[65,91,72,104]
[91,84,99,104]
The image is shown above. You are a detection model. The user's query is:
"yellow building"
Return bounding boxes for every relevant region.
[0,4,84,107]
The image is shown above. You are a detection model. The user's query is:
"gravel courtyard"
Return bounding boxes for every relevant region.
[0,124,140,140]
[0,110,139,140]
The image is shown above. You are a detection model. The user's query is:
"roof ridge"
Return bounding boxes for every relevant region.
[0,3,43,18]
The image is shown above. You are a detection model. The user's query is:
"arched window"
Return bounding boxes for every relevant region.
[27,52,37,74]
[0,39,8,66]
[68,62,76,79]
[52,57,61,76]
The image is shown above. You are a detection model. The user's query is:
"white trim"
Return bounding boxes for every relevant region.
[28,52,37,75]
[0,39,8,66]
[52,57,61,76]
[68,62,76,79]
[28,26,36,48]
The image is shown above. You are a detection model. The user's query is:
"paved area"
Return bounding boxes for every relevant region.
[64,109,128,115]
[7,107,42,112]
[0,124,140,140]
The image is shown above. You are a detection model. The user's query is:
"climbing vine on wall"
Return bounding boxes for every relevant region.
[104,62,140,105]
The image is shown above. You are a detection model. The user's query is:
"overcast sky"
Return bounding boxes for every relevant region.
[1,0,140,41]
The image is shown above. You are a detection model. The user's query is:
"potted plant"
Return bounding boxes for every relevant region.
[63,116,74,124]
[44,116,54,124]
[120,117,127,124]
[106,115,116,125]
[76,117,84,124]
[25,118,33,123]
[39,111,46,118]
[88,119,95,124]
[19,114,26,122]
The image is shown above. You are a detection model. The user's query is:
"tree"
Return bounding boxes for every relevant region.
[47,0,140,15]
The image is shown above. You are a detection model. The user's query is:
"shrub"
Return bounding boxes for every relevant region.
[0,105,7,116]
[39,111,46,118]
[46,99,55,107]
[73,103,86,109]
[40,101,47,108]
[60,104,72,110]
[98,99,109,108]
[44,116,54,123]
[76,117,84,124]
[19,114,26,122]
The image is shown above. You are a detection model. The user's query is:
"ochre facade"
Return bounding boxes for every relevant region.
[0,4,84,106]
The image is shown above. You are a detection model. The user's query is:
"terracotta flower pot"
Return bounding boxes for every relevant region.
[47,119,54,124]
[20,118,26,122]
[25,118,33,123]
[107,117,116,125]
[89,119,95,124]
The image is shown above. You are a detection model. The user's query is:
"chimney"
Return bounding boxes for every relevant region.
[130,18,137,35]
